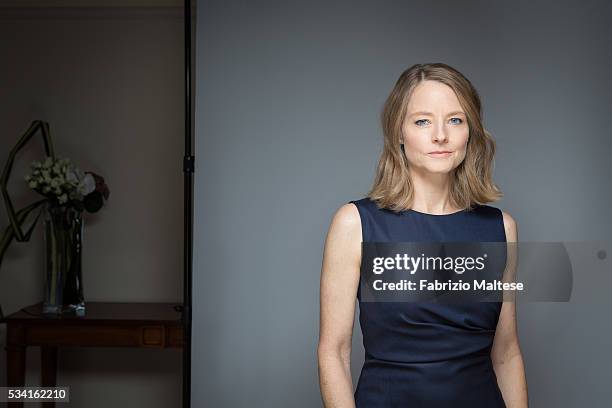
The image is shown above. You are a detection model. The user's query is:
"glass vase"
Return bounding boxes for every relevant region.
[42,201,85,316]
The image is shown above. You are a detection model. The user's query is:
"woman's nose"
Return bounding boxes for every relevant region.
[432,127,448,143]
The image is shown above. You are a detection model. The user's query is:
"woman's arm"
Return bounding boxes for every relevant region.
[491,211,529,407]
[318,203,362,408]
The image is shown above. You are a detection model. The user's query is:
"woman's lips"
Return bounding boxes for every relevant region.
[427,151,453,158]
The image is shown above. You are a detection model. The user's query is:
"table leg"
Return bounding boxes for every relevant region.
[41,346,57,408]
[5,343,26,408]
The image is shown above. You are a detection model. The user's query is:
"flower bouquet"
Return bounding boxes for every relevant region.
[1,121,110,317]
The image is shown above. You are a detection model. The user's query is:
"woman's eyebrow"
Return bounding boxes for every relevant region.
[410,110,465,117]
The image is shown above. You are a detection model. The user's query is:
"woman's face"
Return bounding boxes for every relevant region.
[401,80,469,175]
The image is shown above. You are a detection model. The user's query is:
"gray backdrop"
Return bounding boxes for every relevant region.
[192,0,612,406]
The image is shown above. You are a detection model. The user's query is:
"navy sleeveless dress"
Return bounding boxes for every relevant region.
[350,197,507,408]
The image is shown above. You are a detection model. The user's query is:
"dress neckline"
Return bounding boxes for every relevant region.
[406,207,470,217]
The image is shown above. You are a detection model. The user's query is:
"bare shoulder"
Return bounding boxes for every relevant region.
[321,202,363,278]
[324,202,362,255]
[331,202,361,230]
[501,210,518,242]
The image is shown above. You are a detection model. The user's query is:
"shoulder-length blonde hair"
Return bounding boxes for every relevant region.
[367,62,503,212]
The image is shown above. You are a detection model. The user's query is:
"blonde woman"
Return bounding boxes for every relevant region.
[318,63,528,407]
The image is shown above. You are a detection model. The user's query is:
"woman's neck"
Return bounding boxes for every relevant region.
[408,168,460,214]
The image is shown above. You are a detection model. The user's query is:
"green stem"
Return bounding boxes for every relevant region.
[50,215,58,305]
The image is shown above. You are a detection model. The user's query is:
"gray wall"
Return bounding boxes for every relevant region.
[193,0,611,407]
[0,5,187,407]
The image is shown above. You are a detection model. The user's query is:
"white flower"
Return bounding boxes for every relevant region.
[76,167,86,180]
[65,165,79,184]
[77,173,96,196]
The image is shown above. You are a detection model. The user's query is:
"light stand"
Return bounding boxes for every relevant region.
[182,0,194,406]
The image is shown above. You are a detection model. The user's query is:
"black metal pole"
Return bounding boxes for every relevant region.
[182,0,194,407]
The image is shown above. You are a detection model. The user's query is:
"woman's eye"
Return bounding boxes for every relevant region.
[415,118,463,126]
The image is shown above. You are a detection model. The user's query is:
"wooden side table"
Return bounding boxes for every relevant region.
[1,302,184,408]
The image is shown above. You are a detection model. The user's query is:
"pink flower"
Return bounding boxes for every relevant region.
[86,172,110,200]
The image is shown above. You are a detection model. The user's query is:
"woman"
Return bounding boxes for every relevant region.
[318,63,528,407]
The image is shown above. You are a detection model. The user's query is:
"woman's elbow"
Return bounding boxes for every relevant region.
[492,339,523,367]
[318,339,352,367]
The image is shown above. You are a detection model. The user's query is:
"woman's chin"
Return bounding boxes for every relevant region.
[423,165,456,175]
